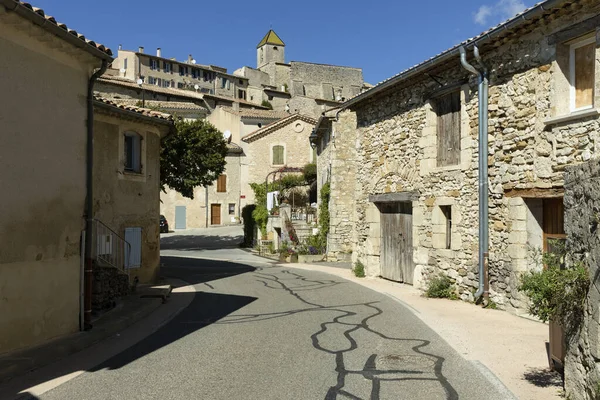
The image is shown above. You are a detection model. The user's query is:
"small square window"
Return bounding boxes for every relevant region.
[229,203,235,215]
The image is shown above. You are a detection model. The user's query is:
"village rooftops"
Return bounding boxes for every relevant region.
[242,113,317,143]
[340,0,570,108]
[93,95,174,124]
[1,0,112,60]
[220,107,289,120]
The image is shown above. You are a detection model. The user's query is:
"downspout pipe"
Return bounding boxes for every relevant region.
[84,60,108,331]
[459,46,489,302]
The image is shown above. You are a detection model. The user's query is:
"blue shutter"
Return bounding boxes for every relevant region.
[124,227,142,269]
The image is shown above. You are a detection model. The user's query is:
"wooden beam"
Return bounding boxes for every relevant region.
[369,192,419,203]
[503,188,564,198]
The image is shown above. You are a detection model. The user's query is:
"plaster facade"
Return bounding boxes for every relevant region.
[0,6,107,354]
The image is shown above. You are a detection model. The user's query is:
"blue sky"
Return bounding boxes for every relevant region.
[31,0,536,84]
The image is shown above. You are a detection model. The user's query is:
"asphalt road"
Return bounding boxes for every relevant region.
[36,227,509,400]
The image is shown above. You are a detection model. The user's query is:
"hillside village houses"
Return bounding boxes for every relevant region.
[0,0,173,355]
[313,0,600,395]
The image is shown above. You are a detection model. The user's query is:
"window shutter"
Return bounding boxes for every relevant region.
[436,91,461,167]
[272,145,284,165]
[217,175,227,192]
[574,42,595,109]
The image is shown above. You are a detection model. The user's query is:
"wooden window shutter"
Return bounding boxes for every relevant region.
[272,145,284,165]
[574,41,595,109]
[217,174,227,192]
[436,91,461,167]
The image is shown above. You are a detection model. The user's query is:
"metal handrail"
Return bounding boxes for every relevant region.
[92,219,131,271]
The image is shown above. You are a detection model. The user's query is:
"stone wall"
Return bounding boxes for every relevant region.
[564,160,600,400]
[342,0,600,311]
[92,265,129,312]
[290,62,363,101]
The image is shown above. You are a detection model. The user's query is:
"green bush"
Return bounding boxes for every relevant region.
[261,100,273,109]
[519,239,590,334]
[425,275,458,299]
[353,261,365,278]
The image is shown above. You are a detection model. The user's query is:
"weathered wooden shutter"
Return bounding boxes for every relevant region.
[217,174,227,192]
[436,91,461,167]
[574,42,595,109]
[272,145,284,165]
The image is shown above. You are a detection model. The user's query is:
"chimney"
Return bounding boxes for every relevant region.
[138,46,144,53]
[188,54,193,63]
[118,44,122,51]
[157,48,162,58]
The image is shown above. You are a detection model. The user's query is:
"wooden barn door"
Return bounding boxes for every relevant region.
[380,202,414,284]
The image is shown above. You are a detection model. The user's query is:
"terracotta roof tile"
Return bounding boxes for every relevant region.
[6,1,112,58]
[242,114,317,143]
[93,95,173,122]
[110,99,207,111]
[220,107,289,119]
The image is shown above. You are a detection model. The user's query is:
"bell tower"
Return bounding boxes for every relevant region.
[257,29,285,69]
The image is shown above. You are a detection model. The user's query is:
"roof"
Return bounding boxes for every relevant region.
[220,107,289,120]
[93,96,174,123]
[2,1,112,60]
[257,29,285,48]
[97,75,264,108]
[109,99,207,112]
[242,114,317,143]
[341,0,568,109]
[226,142,244,154]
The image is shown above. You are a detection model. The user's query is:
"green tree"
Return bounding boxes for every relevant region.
[303,163,317,184]
[160,119,228,199]
[261,100,273,110]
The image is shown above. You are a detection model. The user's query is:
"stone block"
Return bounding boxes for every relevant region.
[509,204,527,221]
[365,205,380,223]
[508,230,528,244]
[432,233,447,249]
[413,247,430,264]
[507,244,527,260]
[419,159,436,176]
[412,265,425,290]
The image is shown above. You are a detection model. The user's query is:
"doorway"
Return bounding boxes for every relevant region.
[211,204,221,225]
[379,202,414,284]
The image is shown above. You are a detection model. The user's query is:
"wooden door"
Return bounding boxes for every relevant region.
[380,202,414,284]
[543,198,566,370]
[211,204,221,225]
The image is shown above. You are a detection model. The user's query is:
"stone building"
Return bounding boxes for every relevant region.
[234,30,367,118]
[242,114,318,205]
[564,159,600,400]
[113,46,249,100]
[316,0,600,317]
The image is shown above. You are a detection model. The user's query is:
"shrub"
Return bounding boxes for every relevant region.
[241,204,256,247]
[353,261,366,278]
[261,100,273,109]
[425,275,458,299]
[519,239,590,334]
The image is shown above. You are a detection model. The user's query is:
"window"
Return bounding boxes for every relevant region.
[192,69,198,79]
[268,95,274,101]
[124,132,142,173]
[435,91,461,167]
[177,82,184,89]
[228,203,235,215]
[273,46,278,51]
[179,66,187,76]
[147,76,156,85]
[570,36,596,111]
[149,59,157,70]
[272,145,284,165]
[440,206,452,249]
[238,89,246,100]
[157,78,162,86]
[217,174,227,192]
[164,62,172,73]
[123,58,128,70]
[221,78,228,89]
[239,79,244,85]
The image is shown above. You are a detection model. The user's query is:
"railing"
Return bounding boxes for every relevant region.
[92,219,131,272]
[291,206,317,224]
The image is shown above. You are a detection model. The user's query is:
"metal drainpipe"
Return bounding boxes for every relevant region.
[84,60,108,331]
[459,46,489,302]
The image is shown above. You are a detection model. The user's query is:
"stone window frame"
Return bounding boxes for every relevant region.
[420,84,472,175]
[118,127,147,183]
[431,197,462,252]
[546,27,600,125]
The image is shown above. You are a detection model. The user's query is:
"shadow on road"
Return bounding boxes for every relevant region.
[523,367,563,389]
[10,257,256,400]
[160,234,243,251]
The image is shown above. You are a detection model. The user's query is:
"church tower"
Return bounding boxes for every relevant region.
[257,29,285,69]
